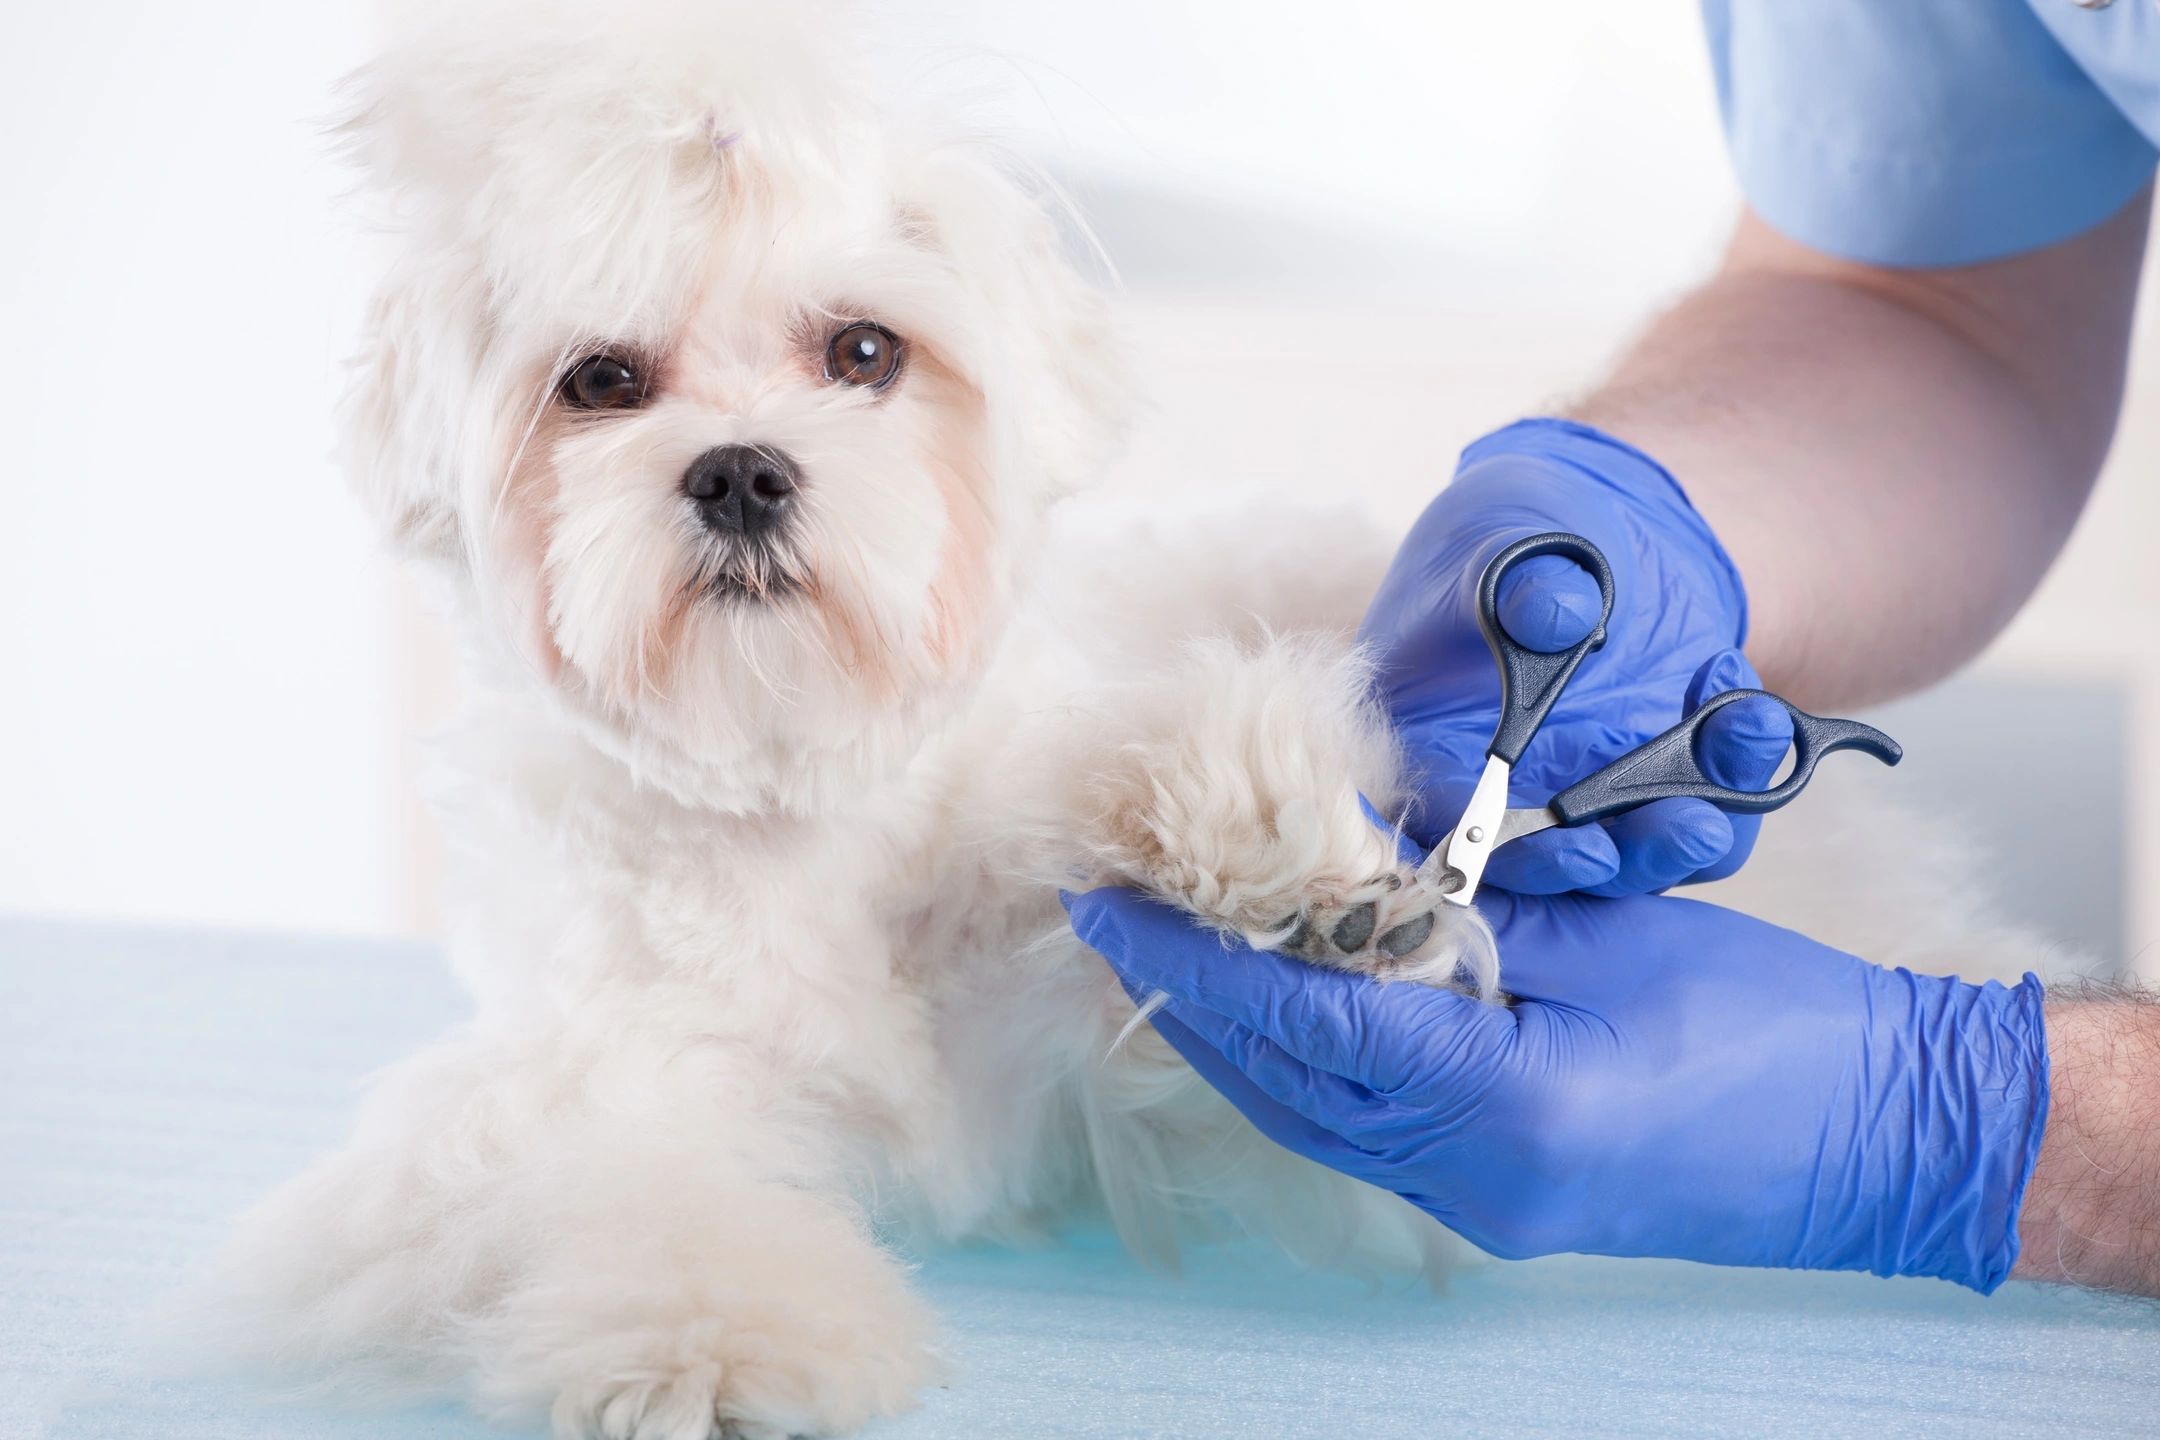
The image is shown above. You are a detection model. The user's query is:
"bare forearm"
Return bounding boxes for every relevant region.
[1575,274,2087,705]
[1572,200,2148,709]
[2013,989,2160,1296]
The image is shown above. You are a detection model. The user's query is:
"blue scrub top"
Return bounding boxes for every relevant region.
[1704,0,2160,266]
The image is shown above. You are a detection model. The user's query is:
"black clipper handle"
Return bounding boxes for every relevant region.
[1548,689,1903,825]
[1476,532,1618,766]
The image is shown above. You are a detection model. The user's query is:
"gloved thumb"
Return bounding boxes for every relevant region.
[1492,551,1604,653]
[1063,886,1498,1093]
[1679,648,1793,884]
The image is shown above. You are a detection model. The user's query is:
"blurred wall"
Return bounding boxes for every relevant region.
[3,2,2153,964]
[0,2,395,935]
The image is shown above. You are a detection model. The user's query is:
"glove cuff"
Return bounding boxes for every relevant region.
[1460,417,1751,649]
[1868,970,2051,1293]
[1966,972,2052,1293]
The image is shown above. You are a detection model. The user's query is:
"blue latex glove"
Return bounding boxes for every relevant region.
[1064,885,2051,1293]
[1363,417,1793,896]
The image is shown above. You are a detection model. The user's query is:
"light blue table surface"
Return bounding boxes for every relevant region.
[6,913,2158,1439]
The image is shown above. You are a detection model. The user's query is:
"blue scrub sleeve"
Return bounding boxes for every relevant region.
[1702,0,2157,266]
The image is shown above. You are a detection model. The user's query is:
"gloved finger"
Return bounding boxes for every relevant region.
[1063,886,1502,1093]
[1479,822,1622,894]
[1492,552,1603,653]
[1163,995,1384,1120]
[1684,649,1793,782]
[1680,652,1793,885]
[1145,1004,1388,1180]
[1582,798,1733,898]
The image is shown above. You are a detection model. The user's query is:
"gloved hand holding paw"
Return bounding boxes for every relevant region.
[1066,884,2049,1293]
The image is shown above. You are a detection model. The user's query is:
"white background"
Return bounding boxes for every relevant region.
[3,2,2153,955]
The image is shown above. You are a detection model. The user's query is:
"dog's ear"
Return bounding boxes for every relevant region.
[330,35,499,566]
[901,148,1129,502]
[339,259,474,562]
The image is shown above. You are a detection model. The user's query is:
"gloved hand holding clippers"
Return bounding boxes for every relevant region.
[1362,417,1792,896]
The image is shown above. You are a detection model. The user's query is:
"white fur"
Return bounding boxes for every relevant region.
[192,5,2062,1435]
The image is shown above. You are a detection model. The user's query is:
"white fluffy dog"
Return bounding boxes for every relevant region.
[201,4,2056,1436]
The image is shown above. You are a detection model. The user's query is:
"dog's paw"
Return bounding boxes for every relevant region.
[1128,789,1494,995]
[545,1309,938,1440]
[1064,634,1496,996]
[472,1180,943,1440]
[1152,812,1489,992]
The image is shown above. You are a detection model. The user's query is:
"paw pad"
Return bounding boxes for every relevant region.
[1266,867,1451,975]
[1375,910,1434,957]
[1330,902,1377,952]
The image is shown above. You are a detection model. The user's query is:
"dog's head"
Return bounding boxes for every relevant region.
[343,1,1121,812]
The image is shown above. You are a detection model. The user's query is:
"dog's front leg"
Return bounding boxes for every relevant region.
[200,1023,939,1439]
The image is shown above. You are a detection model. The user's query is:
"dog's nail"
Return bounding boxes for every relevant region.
[1375,873,1404,891]
[1376,911,1436,959]
[1330,902,1377,953]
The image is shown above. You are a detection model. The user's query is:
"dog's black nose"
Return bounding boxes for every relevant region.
[683,444,798,536]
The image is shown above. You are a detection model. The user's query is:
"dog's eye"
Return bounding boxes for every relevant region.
[824,323,903,390]
[561,354,645,411]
